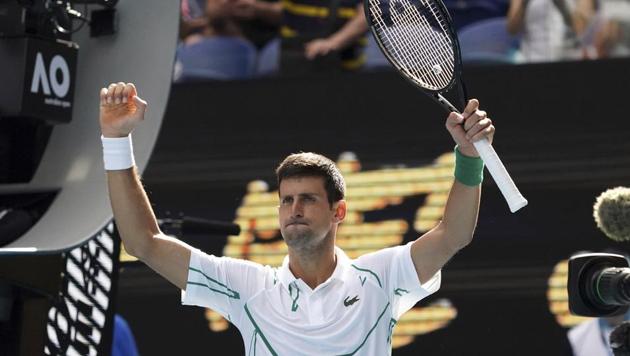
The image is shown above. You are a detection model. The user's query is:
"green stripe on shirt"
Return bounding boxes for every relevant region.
[188,267,240,299]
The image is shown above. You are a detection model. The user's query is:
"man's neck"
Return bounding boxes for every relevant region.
[288,241,337,290]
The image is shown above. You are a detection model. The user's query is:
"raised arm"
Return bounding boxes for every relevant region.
[410,99,493,284]
[100,82,192,290]
[506,0,529,35]
[304,3,368,60]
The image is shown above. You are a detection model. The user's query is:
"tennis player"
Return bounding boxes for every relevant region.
[100,82,494,355]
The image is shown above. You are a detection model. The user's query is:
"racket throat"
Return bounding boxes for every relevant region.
[435,93,460,114]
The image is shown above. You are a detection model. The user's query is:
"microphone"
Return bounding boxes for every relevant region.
[568,252,630,317]
[611,321,630,356]
[567,187,630,317]
[594,187,630,242]
[158,216,241,236]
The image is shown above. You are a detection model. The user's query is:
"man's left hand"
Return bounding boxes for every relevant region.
[445,99,495,157]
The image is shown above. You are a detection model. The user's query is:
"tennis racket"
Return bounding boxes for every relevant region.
[364,0,527,213]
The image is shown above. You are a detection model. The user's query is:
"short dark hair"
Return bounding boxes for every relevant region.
[276,152,345,206]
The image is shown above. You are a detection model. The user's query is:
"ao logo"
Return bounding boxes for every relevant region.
[30,52,71,98]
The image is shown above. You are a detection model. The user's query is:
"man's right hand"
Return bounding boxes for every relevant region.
[99,82,148,138]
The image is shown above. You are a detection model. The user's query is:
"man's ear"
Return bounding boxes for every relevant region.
[333,200,347,223]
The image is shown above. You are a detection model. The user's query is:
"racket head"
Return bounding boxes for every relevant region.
[364,0,464,95]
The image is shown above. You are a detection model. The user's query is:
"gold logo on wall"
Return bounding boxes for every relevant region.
[547,259,592,328]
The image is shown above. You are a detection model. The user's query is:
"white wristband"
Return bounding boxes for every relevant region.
[101,135,136,170]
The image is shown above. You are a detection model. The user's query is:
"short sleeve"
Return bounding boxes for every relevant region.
[354,242,441,319]
[181,248,271,325]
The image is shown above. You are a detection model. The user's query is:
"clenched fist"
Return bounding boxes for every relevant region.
[444,99,495,157]
[99,82,148,138]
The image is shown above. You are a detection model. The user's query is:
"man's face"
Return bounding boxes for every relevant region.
[278,176,341,251]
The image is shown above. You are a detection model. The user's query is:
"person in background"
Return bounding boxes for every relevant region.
[592,0,630,58]
[183,0,249,45]
[183,0,281,50]
[569,311,630,356]
[180,0,210,40]
[232,0,369,74]
[174,0,258,81]
[507,0,597,62]
[99,81,495,355]
[111,314,139,356]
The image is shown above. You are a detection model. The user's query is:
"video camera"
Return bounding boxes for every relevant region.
[568,252,630,317]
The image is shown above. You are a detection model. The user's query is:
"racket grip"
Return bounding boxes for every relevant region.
[472,139,528,213]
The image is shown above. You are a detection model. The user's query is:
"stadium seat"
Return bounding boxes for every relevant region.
[444,0,510,30]
[457,17,520,64]
[174,37,258,81]
[256,37,281,77]
[364,34,391,69]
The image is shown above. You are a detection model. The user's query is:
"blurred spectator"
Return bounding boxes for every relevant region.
[182,0,280,50]
[231,0,282,49]
[233,0,368,74]
[444,0,510,30]
[180,0,210,40]
[174,0,258,81]
[593,0,630,58]
[283,1,368,73]
[112,314,139,356]
[507,0,597,62]
[568,305,630,355]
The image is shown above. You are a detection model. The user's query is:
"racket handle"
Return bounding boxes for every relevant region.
[472,139,528,213]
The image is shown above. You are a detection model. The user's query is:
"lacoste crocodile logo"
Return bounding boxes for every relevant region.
[344,295,360,307]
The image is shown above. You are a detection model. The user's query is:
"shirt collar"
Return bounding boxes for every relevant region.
[278,246,351,289]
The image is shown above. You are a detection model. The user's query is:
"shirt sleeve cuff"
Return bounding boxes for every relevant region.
[181,247,202,305]
[403,241,441,295]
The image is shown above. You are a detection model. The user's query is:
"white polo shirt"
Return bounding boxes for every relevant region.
[182,242,441,355]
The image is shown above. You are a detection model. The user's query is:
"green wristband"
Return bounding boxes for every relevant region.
[454,146,484,186]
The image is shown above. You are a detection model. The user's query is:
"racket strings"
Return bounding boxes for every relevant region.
[371,15,429,79]
[405,1,453,79]
[392,1,453,88]
[394,4,448,87]
[372,9,447,89]
[386,1,447,77]
[369,3,421,64]
[385,13,436,77]
[372,13,428,78]
[369,5,418,68]
[368,0,455,90]
[390,1,452,88]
